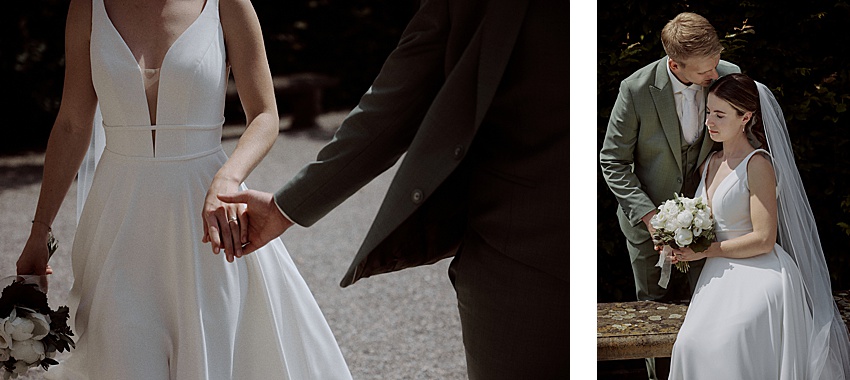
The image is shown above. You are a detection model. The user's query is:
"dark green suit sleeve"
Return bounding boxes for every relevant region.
[274,0,449,226]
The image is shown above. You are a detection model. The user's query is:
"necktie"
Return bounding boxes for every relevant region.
[681,86,700,144]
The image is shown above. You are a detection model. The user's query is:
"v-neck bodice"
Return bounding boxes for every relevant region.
[695,149,770,241]
[90,0,227,158]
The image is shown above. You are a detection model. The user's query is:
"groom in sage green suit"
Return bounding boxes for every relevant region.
[601,12,740,302]
[220,0,567,378]
[600,12,739,379]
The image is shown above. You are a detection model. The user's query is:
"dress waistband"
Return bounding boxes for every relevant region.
[103,121,223,160]
[715,229,752,241]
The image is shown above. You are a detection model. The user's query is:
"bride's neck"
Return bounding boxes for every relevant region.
[721,137,755,159]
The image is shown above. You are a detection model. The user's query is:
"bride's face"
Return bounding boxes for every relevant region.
[705,93,751,143]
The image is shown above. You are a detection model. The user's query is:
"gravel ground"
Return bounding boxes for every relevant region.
[0,111,467,379]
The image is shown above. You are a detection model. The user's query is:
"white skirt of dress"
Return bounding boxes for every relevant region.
[669,245,813,380]
[45,147,352,380]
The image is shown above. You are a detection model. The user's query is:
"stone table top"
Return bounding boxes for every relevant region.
[597,301,688,361]
[598,292,850,361]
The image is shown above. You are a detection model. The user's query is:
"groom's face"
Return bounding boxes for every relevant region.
[670,54,721,87]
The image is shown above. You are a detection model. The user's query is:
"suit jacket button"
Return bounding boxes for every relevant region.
[411,189,424,204]
[677,178,682,184]
[453,145,464,159]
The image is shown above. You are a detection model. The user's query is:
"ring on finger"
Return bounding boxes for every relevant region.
[228,216,238,223]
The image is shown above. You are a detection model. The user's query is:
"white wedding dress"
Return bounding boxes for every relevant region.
[669,149,813,379]
[46,0,352,378]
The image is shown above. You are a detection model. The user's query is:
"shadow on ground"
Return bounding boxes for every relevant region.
[0,163,44,190]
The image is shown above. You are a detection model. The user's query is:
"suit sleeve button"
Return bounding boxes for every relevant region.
[453,145,464,159]
[411,189,424,204]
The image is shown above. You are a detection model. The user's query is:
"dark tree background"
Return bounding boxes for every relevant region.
[0,0,418,154]
[599,0,850,302]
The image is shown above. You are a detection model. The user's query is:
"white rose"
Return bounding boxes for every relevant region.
[676,210,694,227]
[661,200,678,216]
[9,339,44,365]
[650,213,664,229]
[693,227,703,237]
[0,348,9,362]
[693,211,707,230]
[4,310,34,342]
[696,210,713,230]
[25,313,49,341]
[674,227,694,247]
[12,359,30,374]
[664,218,679,232]
[681,197,697,211]
[0,318,11,350]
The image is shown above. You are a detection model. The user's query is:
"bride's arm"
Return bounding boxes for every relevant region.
[675,154,778,261]
[204,0,278,262]
[17,0,97,275]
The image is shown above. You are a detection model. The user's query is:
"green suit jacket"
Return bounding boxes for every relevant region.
[275,0,567,286]
[600,58,740,244]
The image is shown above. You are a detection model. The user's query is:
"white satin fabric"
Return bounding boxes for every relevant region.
[669,150,813,379]
[52,0,352,378]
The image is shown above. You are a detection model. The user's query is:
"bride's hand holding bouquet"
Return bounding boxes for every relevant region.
[5,223,74,378]
[650,193,716,287]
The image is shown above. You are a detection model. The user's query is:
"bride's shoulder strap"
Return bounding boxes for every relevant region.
[743,148,776,192]
[701,151,717,178]
[747,148,772,163]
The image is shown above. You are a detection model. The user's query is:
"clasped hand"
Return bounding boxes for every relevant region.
[661,246,706,264]
[202,177,247,262]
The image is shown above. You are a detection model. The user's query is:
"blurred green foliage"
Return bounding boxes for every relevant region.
[0,0,417,154]
[598,0,850,302]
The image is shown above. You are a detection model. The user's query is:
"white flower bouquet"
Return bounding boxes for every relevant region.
[0,275,74,379]
[650,193,715,282]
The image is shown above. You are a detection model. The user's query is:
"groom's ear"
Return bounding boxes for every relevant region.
[669,58,681,71]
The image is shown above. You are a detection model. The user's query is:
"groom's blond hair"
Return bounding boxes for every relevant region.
[661,12,723,64]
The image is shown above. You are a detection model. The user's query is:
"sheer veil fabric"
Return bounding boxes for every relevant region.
[758,82,850,378]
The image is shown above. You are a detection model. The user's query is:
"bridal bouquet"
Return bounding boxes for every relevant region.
[0,275,74,379]
[650,193,715,285]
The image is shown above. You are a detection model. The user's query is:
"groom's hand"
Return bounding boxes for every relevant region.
[217,190,294,256]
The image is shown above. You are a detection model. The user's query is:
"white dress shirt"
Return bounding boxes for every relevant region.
[666,57,705,145]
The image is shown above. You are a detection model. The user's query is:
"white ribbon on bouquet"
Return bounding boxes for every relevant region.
[655,245,673,289]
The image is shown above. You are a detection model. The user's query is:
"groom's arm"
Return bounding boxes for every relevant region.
[599,79,657,228]
[274,0,450,227]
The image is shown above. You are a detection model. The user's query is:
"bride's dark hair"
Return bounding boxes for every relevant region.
[708,73,768,150]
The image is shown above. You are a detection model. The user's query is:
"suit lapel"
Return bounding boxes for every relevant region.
[474,0,529,127]
[650,58,683,171]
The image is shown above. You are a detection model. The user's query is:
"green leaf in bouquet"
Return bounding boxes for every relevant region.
[675,261,690,273]
[40,358,59,370]
[47,305,76,352]
[689,236,713,253]
[47,231,58,259]
[0,281,50,318]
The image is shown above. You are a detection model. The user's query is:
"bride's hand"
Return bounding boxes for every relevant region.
[202,176,247,262]
[17,227,54,276]
[671,246,705,263]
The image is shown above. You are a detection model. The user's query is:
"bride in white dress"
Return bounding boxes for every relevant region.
[668,73,850,379]
[16,0,352,378]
